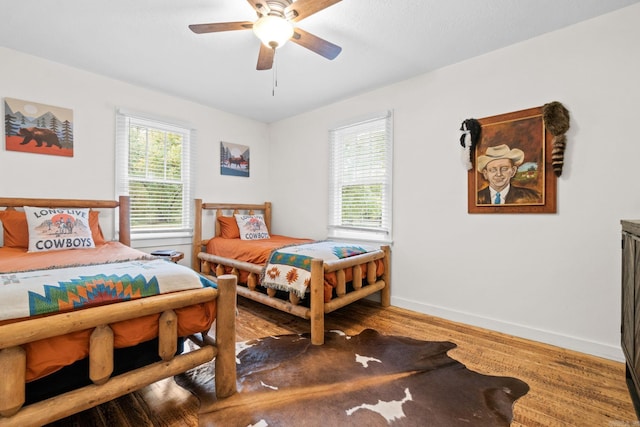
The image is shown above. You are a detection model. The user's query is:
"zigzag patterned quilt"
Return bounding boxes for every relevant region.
[0,259,215,321]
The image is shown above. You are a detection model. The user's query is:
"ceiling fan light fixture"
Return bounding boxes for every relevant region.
[253,15,294,49]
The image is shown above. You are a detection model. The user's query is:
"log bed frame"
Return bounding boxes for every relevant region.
[0,196,237,426]
[193,199,391,345]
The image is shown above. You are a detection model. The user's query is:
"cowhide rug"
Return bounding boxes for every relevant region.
[175,329,529,427]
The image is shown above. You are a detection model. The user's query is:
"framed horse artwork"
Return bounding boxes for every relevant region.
[220,141,250,177]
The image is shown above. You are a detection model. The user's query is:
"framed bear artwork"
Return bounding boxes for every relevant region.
[4,98,74,157]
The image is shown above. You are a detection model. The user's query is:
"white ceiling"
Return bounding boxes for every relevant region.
[2,0,639,123]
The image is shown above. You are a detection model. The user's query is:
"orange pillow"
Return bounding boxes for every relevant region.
[0,210,29,248]
[89,211,106,245]
[218,215,240,239]
[0,209,105,247]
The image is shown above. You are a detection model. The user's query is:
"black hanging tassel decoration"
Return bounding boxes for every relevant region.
[459,118,481,170]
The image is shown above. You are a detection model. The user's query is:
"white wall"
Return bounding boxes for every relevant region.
[0,47,269,263]
[268,4,640,361]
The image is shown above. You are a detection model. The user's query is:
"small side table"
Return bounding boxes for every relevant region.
[151,249,184,263]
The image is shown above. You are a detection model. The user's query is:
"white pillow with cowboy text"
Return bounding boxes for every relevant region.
[235,214,271,240]
[24,206,95,252]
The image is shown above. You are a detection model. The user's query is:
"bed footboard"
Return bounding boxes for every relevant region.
[0,275,237,426]
[198,245,390,345]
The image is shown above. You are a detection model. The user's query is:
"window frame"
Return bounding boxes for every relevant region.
[328,110,393,244]
[115,109,195,240]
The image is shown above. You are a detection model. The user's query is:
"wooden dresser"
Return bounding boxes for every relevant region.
[621,220,640,418]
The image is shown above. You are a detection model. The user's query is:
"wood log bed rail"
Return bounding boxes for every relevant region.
[193,199,391,345]
[0,196,237,426]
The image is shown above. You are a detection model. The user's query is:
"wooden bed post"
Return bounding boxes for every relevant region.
[0,346,26,417]
[193,199,203,271]
[264,202,272,233]
[215,275,237,398]
[310,259,324,345]
[380,245,391,307]
[118,195,131,247]
[89,325,114,385]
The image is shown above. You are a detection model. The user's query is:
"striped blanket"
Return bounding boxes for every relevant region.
[0,259,215,321]
[260,241,378,298]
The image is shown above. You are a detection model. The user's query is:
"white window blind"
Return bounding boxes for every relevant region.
[115,110,195,236]
[328,110,393,242]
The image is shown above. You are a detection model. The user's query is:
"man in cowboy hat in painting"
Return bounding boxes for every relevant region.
[476,144,541,205]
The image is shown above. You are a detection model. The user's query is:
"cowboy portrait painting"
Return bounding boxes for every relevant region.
[476,144,542,205]
[468,106,557,214]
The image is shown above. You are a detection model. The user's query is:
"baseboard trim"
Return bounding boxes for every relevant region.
[391,296,624,362]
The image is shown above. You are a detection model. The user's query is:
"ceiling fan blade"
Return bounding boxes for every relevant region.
[189,21,253,34]
[291,28,342,60]
[246,0,270,16]
[285,0,341,22]
[256,43,275,70]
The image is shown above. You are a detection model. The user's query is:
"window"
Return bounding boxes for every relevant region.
[115,110,195,237]
[328,110,393,243]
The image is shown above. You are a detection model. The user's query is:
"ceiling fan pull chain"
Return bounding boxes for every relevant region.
[272,48,278,96]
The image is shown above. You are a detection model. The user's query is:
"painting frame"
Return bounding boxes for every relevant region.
[467,106,557,214]
[220,141,250,177]
[4,97,74,157]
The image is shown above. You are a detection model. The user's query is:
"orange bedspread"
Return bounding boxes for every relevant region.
[205,236,384,302]
[0,242,216,382]
[206,234,313,264]
[0,241,152,272]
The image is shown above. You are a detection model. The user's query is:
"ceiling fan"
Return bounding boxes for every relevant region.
[189,0,343,70]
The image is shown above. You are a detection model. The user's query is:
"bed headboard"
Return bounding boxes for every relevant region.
[0,195,131,246]
[193,199,271,270]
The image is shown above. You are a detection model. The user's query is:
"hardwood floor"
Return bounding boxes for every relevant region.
[50,297,636,426]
